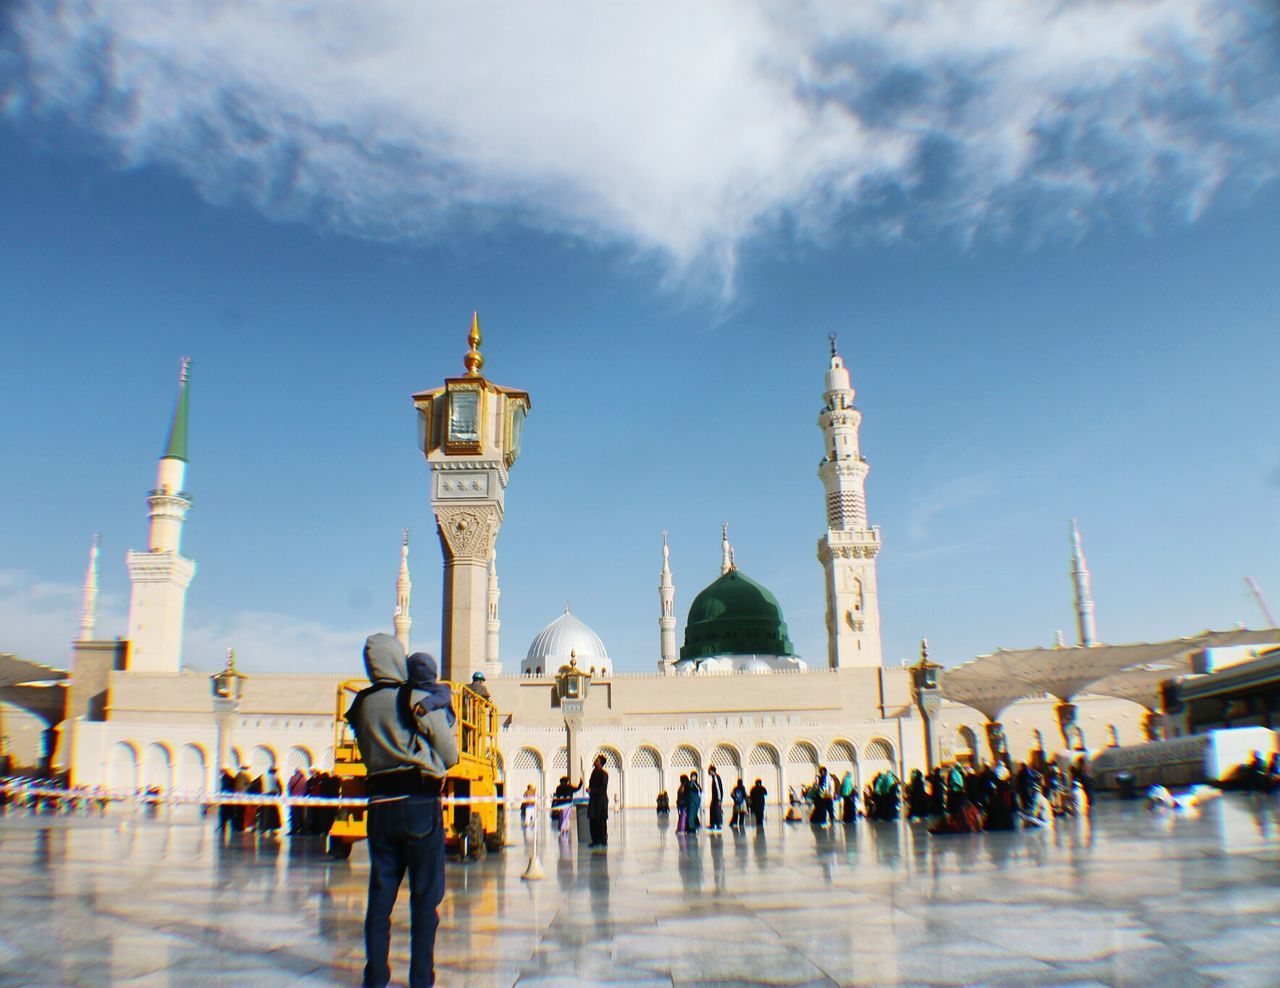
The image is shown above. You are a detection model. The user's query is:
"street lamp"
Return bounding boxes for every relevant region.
[555,653,591,783]
[210,649,247,785]
[910,638,943,772]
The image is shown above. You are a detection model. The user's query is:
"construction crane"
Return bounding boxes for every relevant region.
[1244,577,1277,627]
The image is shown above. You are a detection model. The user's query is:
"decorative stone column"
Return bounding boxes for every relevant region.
[910,640,942,772]
[984,721,1008,762]
[1056,701,1080,750]
[435,504,500,684]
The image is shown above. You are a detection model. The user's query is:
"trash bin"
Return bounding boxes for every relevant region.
[575,800,591,842]
[1115,771,1137,799]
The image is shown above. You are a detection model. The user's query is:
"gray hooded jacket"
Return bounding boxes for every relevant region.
[348,633,459,780]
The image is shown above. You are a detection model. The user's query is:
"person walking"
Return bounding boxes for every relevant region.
[749,778,767,827]
[587,754,609,848]
[729,778,748,830]
[707,765,725,832]
[686,771,703,833]
[676,775,690,833]
[287,768,308,835]
[346,635,458,988]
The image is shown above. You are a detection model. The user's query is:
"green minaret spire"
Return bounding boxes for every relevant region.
[163,357,191,462]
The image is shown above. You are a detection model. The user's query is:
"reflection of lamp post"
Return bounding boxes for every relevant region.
[910,639,943,772]
[555,653,591,783]
[210,648,247,784]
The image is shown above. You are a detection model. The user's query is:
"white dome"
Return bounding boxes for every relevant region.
[522,608,612,677]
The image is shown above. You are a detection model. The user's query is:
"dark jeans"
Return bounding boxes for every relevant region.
[364,796,445,988]
[708,799,723,828]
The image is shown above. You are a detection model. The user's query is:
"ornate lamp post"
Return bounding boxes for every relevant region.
[910,638,943,772]
[555,653,591,784]
[210,649,247,785]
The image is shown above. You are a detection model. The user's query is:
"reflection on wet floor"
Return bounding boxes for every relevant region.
[2,796,1280,986]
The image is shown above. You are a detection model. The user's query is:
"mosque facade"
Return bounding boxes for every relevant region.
[17,322,1152,805]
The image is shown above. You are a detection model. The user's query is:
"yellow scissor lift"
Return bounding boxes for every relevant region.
[328,679,505,860]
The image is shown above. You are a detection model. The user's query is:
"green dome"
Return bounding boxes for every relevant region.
[680,569,796,661]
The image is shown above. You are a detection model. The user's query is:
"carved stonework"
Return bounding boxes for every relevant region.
[434,505,498,562]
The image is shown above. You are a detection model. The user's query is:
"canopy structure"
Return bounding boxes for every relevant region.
[941,628,1280,715]
[0,653,68,689]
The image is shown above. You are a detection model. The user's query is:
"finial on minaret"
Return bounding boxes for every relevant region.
[829,332,838,359]
[463,311,484,377]
[163,357,191,462]
[179,356,191,384]
[919,637,928,662]
[720,522,736,575]
[1055,629,1066,648]
[1070,518,1097,647]
[79,533,101,642]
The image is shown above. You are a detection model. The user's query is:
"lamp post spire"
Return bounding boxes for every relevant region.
[463,312,484,377]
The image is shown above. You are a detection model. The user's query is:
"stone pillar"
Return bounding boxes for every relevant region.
[984,721,1008,763]
[435,504,499,683]
[1056,702,1080,750]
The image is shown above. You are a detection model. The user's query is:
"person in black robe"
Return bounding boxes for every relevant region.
[587,754,609,848]
[748,779,767,827]
[906,770,928,819]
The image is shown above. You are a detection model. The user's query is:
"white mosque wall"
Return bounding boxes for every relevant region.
[499,715,924,808]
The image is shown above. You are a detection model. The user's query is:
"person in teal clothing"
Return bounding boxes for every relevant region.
[686,771,703,833]
[838,770,856,822]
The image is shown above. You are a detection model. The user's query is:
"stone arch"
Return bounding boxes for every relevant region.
[284,746,313,778]
[509,747,544,803]
[670,743,701,782]
[321,747,335,770]
[628,745,662,809]
[954,726,978,767]
[176,742,208,793]
[708,743,743,784]
[747,742,782,804]
[863,737,897,781]
[786,740,820,796]
[825,739,858,790]
[249,745,277,776]
[110,741,139,792]
[494,750,504,783]
[229,746,246,771]
[551,746,568,780]
[143,742,173,791]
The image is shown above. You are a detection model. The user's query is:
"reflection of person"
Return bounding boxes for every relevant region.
[588,754,609,848]
[346,635,458,988]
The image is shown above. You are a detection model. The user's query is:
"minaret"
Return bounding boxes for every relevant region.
[394,528,413,652]
[414,313,531,682]
[1070,519,1098,646]
[817,334,883,668]
[126,358,196,673]
[658,531,677,674]
[485,547,502,676]
[79,534,101,642]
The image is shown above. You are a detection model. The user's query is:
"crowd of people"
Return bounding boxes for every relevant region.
[215,765,341,837]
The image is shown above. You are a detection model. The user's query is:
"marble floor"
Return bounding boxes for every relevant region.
[2,796,1280,987]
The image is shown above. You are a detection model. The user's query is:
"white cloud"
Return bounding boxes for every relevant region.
[4,1,1277,285]
[0,569,377,675]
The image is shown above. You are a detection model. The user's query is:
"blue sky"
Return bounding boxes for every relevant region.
[2,1,1278,676]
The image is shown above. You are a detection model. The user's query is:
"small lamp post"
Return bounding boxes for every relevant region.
[211,649,247,785]
[910,638,943,772]
[555,652,591,783]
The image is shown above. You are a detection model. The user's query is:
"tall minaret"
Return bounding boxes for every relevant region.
[816,335,883,668]
[126,358,196,673]
[485,547,502,676]
[394,528,413,652]
[658,531,677,674]
[1070,518,1098,646]
[79,534,101,642]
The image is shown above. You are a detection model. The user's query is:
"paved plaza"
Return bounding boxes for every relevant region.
[2,796,1280,987]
